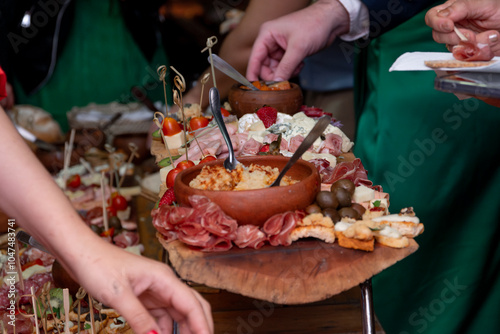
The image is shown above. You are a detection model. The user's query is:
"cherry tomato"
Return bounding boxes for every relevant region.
[111,193,128,211]
[189,116,210,131]
[176,160,195,170]
[166,167,182,188]
[66,174,81,188]
[199,156,216,164]
[221,107,230,117]
[106,205,117,217]
[162,117,182,136]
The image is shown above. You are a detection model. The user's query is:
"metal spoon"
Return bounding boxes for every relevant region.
[270,115,331,187]
[209,87,239,170]
[208,54,259,91]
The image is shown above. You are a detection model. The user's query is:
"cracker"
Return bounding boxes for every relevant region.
[424,59,495,69]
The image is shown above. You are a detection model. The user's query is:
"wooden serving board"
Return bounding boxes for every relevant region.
[159,234,418,305]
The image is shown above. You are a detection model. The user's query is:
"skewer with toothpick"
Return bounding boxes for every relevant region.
[202,36,218,88]
[100,171,109,232]
[170,66,189,161]
[153,112,175,166]
[118,143,139,187]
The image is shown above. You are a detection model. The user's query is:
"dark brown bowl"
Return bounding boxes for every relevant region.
[227,83,303,118]
[174,155,320,226]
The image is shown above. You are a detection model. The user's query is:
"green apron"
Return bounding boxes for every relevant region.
[14,0,170,133]
[354,9,500,334]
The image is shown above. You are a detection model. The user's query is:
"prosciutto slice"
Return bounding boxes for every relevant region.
[452,34,494,61]
[263,211,303,246]
[234,225,268,249]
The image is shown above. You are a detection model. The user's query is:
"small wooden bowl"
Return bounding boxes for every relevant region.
[174,156,320,226]
[227,83,303,118]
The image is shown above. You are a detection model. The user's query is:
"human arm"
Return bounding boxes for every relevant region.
[246,0,350,82]
[183,0,310,109]
[0,108,213,334]
[425,0,500,55]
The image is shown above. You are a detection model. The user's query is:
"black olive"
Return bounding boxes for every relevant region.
[351,203,366,217]
[315,191,339,209]
[330,179,356,196]
[323,208,341,223]
[89,224,103,234]
[108,216,122,229]
[305,203,323,215]
[338,207,360,219]
[332,188,352,208]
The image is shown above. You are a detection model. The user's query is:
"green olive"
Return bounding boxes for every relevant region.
[315,191,339,209]
[323,208,341,223]
[330,179,356,196]
[332,187,352,208]
[305,203,323,215]
[351,203,366,217]
[338,207,360,219]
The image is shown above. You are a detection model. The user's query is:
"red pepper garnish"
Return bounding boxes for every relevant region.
[100,227,115,238]
[21,258,44,271]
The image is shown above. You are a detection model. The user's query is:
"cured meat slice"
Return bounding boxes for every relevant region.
[263,211,303,246]
[240,138,263,156]
[452,34,494,61]
[113,231,140,248]
[234,225,267,249]
[321,158,375,189]
[317,133,343,156]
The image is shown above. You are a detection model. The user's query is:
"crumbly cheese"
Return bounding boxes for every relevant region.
[335,221,352,232]
[352,185,375,203]
[378,225,402,238]
[301,151,337,166]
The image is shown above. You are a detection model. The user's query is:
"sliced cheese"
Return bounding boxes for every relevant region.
[22,264,48,280]
[372,214,420,224]
[164,131,185,150]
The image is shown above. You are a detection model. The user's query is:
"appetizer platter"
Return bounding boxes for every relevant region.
[149,51,424,303]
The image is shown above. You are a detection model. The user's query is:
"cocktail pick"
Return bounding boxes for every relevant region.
[454,26,468,42]
[170,66,189,161]
[202,36,218,88]
[153,111,175,166]
[118,143,139,188]
[14,238,24,291]
[157,65,169,115]
[30,287,41,334]
[100,171,109,232]
[199,72,210,107]
[63,289,70,334]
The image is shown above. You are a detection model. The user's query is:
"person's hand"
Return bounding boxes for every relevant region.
[425,0,500,56]
[65,240,214,334]
[246,0,349,81]
[0,81,15,110]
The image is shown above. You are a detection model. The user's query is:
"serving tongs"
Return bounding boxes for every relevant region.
[208,54,259,91]
[209,87,239,170]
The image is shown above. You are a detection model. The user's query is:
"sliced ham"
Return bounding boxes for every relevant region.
[317,133,343,156]
[239,138,263,156]
[234,225,267,249]
[453,34,494,61]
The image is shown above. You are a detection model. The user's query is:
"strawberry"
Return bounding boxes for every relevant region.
[259,144,270,153]
[256,106,278,128]
[159,188,176,207]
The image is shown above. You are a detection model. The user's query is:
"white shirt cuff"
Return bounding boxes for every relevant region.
[338,0,369,41]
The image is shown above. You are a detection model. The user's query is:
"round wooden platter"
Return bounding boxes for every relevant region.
[158,233,418,305]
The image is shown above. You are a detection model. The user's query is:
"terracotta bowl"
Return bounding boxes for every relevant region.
[227,83,303,118]
[174,155,320,226]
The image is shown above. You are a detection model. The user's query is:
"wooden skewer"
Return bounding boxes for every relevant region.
[31,287,40,334]
[202,36,218,88]
[14,239,24,291]
[63,289,71,334]
[170,66,189,161]
[454,26,468,42]
[100,172,109,232]
[199,73,211,107]
[118,143,138,187]
[89,296,96,334]
[63,129,76,187]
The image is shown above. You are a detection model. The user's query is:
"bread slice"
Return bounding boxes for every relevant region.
[336,232,374,252]
[372,214,424,238]
[291,225,336,243]
[374,225,409,248]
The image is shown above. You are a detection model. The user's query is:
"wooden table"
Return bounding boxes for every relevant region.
[158,235,418,333]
